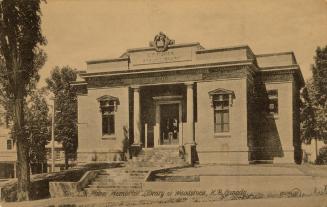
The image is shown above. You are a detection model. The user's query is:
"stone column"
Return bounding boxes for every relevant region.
[186,82,195,144]
[185,82,196,164]
[133,86,141,145]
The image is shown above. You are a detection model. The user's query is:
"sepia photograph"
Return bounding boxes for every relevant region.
[0,0,327,206]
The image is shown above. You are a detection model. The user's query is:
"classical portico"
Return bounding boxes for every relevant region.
[73,32,304,165]
[128,82,196,162]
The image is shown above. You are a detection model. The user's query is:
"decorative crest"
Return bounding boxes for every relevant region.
[149,32,175,52]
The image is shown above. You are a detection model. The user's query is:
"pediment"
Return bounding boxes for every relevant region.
[208,88,235,97]
[97,95,119,104]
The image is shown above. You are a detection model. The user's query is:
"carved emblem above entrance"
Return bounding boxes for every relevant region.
[150,32,175,52]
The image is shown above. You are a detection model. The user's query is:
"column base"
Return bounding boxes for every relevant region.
[184,143,197,165]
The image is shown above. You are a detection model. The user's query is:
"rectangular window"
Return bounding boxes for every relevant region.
[102,100,115,135]
[7,140,12,150]
[213,94,230,133]
[268,90,278,115]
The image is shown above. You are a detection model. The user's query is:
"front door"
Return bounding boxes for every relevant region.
[160,104,179,145]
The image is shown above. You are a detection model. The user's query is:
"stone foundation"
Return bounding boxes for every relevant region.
[197,151,249,164]
[273,150,295,164]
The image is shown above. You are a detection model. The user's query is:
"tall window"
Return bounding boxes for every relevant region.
[7,139,12,150]
[268,90,278,115]
[213,94,230,133]
[98,95,119,136]
[102,100,115,135]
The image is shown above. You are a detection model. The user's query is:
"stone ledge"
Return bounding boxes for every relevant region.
[49,170,100,198]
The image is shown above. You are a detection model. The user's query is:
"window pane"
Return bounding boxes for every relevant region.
[215,112,222,124]
[7,140,12,150]
[223,124,229,132]
[108,115,115,134]
[215,124,222,133]
[268,99,278,114]
[223,111,229,124]
[102,116,109,134]
[267,90,278,115]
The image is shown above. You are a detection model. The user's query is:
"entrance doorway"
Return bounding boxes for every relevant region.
[160,104,179,145]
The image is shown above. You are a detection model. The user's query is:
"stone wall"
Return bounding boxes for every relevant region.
[77,87,129,163]
[264,81,294,163]
[196,78,248,164]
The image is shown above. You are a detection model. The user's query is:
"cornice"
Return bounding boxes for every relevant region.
[86,57,129,65]
[80,59,255,78]
[126,42,201,53]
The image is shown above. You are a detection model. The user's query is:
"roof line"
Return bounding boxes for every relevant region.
[86,57,129,65]
[256,51,295,57]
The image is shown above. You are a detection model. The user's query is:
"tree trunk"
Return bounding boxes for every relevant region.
[14,95,30,201]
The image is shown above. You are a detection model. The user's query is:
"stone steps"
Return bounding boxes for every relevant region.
[85,148,187,197]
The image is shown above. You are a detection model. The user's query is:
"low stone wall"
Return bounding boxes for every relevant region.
[146,165,190,182]
[0,162,122,202]
[49,170,100,197]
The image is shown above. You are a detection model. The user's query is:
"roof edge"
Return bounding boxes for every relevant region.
[86,57,129,65]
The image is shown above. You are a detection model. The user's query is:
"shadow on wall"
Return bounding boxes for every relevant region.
[249,81,284,163]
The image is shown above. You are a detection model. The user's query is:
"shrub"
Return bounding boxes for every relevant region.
[315,146,327,165]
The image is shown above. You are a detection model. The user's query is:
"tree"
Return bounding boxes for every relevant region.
[46,66,78,170]
[0,0,46,200]
[312,46,327,105]
[25,89,50,174]
[300,80,317,145]
[301,46,327,162]
[311,46,327,142]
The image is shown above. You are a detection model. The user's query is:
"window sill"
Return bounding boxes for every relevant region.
[102,135,116,140]
[214,132,231,138]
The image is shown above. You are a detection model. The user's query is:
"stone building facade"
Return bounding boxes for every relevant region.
[72,33,304,165]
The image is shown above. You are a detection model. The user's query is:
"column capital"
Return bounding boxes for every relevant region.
[185,82,194,88]
[131,85,141,92]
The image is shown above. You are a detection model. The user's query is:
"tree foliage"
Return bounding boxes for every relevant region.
[300,80,317,144]
[25,89,50,167]
[301,46,327,145]
[46,66,77,169]
[0,0,46,200]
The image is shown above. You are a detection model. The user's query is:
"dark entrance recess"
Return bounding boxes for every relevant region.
[160,103,179,145]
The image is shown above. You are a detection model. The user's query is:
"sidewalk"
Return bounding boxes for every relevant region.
[1,194,327,207]
[156,163,327,177]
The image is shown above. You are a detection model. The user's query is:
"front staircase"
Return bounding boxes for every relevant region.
[84,147,188,197]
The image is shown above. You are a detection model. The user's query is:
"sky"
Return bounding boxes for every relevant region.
[39,0,327,87]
